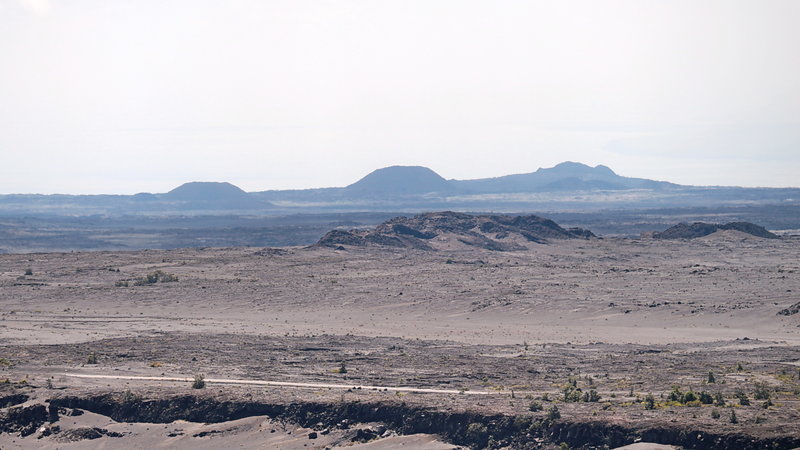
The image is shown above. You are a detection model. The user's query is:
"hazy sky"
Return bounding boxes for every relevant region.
[1,0,799,194]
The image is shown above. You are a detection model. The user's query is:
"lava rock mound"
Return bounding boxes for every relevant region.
[316,211,594,251]
[653,222,778,240]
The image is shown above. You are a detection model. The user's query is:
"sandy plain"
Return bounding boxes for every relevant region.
[1,233,799,448]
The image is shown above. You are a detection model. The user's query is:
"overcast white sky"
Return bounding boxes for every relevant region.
[1,0,799,194]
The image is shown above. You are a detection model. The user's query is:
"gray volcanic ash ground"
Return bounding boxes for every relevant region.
[1,218,799,449]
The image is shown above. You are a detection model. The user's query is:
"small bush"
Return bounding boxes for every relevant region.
[711,409,721,419]
[644,393,656,410]
[24,268,33,276]
[529,401,543,412]
[698,391,713,404]
[192,374,206,389]
[707,371,715,383]
[729,409,738,424]
[753,382,770,400]
[714,392,726,406]
[563,385,582,402]
[86,353,98,364]
[736,390,750,406]
[133,270,178,286]
[465,422,488,446]
[582,389,601,402]
[337,362,347,374]
[547,405,561,420]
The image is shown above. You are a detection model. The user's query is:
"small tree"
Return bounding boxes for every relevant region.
[729,409,738,424]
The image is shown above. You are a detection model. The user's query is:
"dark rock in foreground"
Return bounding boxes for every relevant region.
[316,211,594,251]
[652,222,778,240]
[777,302,800,316]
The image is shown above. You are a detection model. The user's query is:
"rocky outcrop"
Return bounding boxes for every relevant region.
[777,302,800,316]
[0,404,49,437]
[316,211,594,251]
[40,394,800,449]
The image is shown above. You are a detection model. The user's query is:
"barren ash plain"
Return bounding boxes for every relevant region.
[2,212,800,449]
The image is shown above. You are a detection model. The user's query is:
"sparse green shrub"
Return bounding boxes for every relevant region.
[337,361,347,374]
[192,374,206,389]
[529,401,543,412]
[682,390,698,404]
[761,398,773,409]
[736,390,750,406]
[711,409,720,419]
[133,270,178,286]
[465,422,488,445]
[729,409,738,424]
[120,390,139,404]
[755,415,767,424]
[563,385,582,402]
[714,392,726,406]
[736,362,744,372]
[546,405,561,420]
[698,391,713,404]
[667,386,683,402]
[86,353,98,364]
[644,393,656,410]
[582,389,601,402]
[707,371,715,383]
[753,382,770,400]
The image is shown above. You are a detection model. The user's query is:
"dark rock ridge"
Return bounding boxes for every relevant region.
[652,222,778,239]
[777,301,800,316]
[316,211,594,251]
[36,394,800,450]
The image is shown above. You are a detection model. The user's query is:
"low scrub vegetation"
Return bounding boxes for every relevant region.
[116,270,179,287]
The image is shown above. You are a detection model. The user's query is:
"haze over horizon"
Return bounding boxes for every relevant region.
[2,0,799,194]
